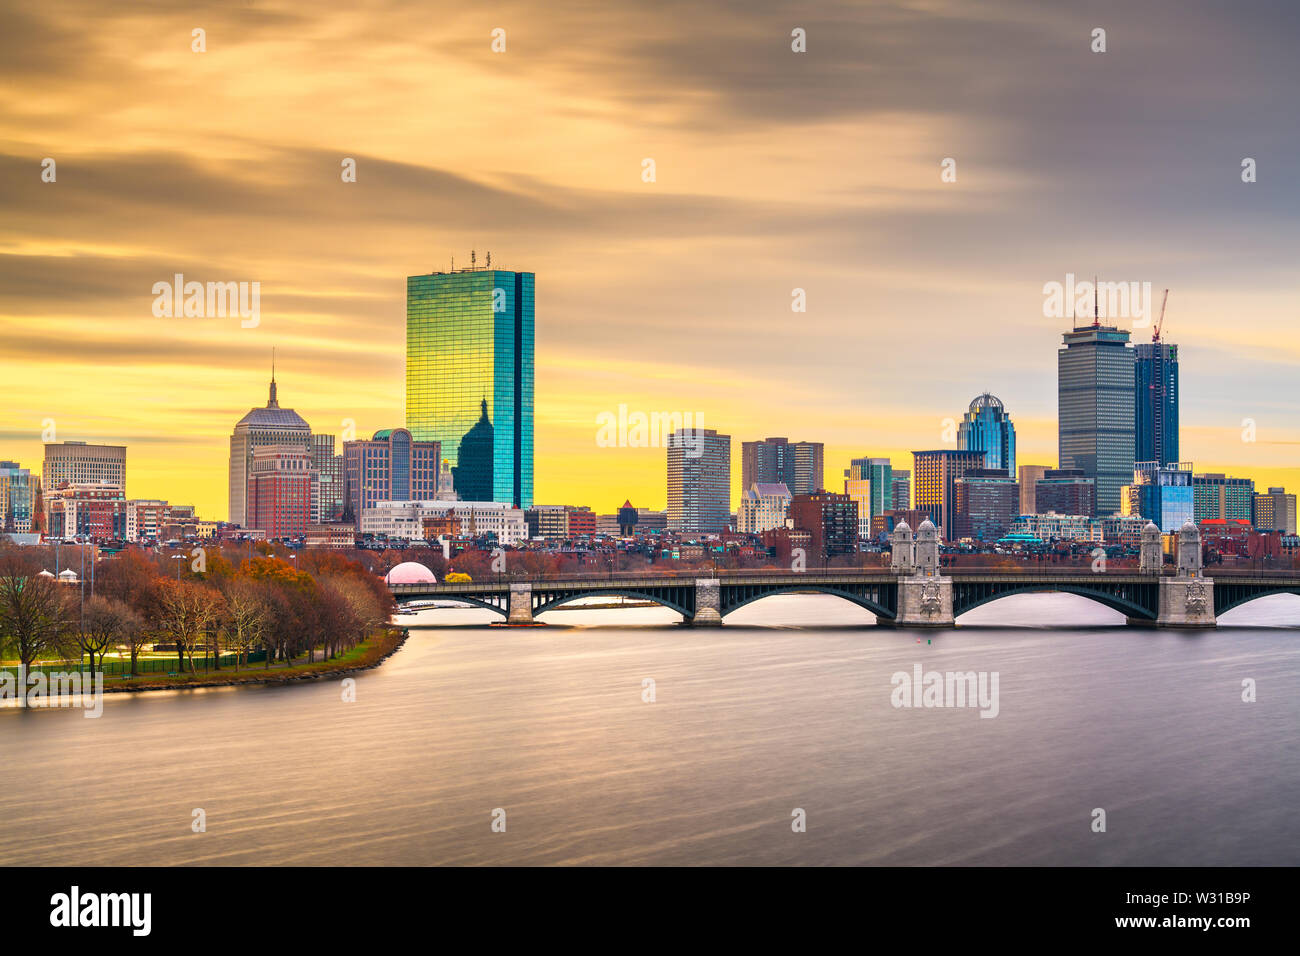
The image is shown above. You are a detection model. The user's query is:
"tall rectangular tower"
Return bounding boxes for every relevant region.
[1058,323,1135,516]
[667,429,731,532]
[406,268,534,508]
[1135,341,1179,466]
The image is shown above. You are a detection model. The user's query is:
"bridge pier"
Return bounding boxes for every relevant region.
[507,584,535,625]
[688,578,722,626]
[894,575,954,627]
[1155,520,1216,628]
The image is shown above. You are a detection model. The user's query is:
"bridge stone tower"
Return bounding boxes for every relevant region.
[891,517,954,627]
[1139,521,1164,573]
[1156,520,1215,627]
[890,521,915,574]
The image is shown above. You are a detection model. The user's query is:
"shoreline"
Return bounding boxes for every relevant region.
[29,630,410,697]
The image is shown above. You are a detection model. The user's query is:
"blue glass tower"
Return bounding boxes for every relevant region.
[1135,341,1178,466]
[958,393,1016,475]
[406,267,534,508]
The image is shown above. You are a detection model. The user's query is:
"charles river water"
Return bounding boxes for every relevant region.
[2,593,1297,865]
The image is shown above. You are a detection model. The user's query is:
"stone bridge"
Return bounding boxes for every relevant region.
[389,519,1300,628]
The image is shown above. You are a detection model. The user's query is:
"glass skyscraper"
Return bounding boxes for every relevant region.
[1059,322,1135,516]
[1135,341,1179,466]
[957,393,1016,475]
[406,268,534,508]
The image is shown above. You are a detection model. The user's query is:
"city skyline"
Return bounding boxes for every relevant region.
[4,1,1299,520]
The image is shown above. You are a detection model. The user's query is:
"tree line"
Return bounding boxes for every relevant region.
[0,544,395,682]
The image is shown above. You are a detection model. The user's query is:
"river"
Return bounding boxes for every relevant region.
[1,593,1297,865]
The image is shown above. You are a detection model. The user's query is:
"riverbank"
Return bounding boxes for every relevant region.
[91,629,407,694]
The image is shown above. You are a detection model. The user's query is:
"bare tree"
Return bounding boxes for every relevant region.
[0,554,75,704]
[221,579,268,672]
[75,596,142,674]
[154,579,224,675]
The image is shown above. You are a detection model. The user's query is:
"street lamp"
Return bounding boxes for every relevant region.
[171,553,184,581]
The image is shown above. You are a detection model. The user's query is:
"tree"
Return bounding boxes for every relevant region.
[154,579,224,675]
[221,579,268,671]
[76,596,143,674]
[0,553,75,704]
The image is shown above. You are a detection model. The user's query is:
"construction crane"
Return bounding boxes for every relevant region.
[1152,288,1169,342]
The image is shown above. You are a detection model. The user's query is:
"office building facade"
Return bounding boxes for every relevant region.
[229,373,311,527]
[406,267,534,508]
[246,445,316,539]
[0,461,34,533]
[952,469,1020,542]
[891,470,911,511]
[1193,473,1254,522]
[667,428,731,532]
[1034,468,1096,518]
[1018,464,1050,515]
[1123,461,1194,533]
[737,482,792,534]
[912,449,986,541]
[741,437,823,496]
[1059,322,1135,515]
[1254,487,1297,535]
[343,428,441,529]
[311,434,346,525]
[1135,341,1179,466]
[789,491,858,560]
[958,393,1016,474]
[43,441,126,494]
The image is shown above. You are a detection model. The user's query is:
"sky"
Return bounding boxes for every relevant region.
[1,0,1298,520]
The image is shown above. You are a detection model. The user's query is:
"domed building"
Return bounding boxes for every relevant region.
[957,392,1016,474]
[227,357,312,529]
[384,561,437,586]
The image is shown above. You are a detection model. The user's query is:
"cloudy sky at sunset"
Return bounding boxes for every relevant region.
[2,0,1298,520]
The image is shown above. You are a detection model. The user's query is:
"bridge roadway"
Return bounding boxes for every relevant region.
[389,567,1300,628]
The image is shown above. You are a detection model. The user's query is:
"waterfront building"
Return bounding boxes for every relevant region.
[1034,468,1095,518]
[737,482,793,534]
[1018,464,1050,515]
[912,449,986,541]
[1253,487,1297,535]
[952,468,1020,542]
[667,428,731,532]
[958,393,1017,474]
[405,266,534,507]
[1059,320,1135,516]
[0,461,34,533]
[342,428,441,529]
[741,437,823,495]
[1135,340,1179,466]
[305,524,357,550]
[361,499,527,546]
[1192,473,1254,522]
[789,490,858,560]
[43,441,126,494]
[229,369,311,528]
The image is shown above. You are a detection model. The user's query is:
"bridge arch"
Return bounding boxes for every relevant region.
[395,595,507,617]
[533,589,693,620]
[721,586,895,621]
[953,584,1157,621]
[1215,585,1300,618]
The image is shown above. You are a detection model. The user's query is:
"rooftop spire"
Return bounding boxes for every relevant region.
[268,347,279,408]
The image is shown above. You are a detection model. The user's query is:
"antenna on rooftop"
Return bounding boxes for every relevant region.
[486,251,491,269]
[471,249,477,270]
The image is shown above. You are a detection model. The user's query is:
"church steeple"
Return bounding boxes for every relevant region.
[268,347,279,408]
